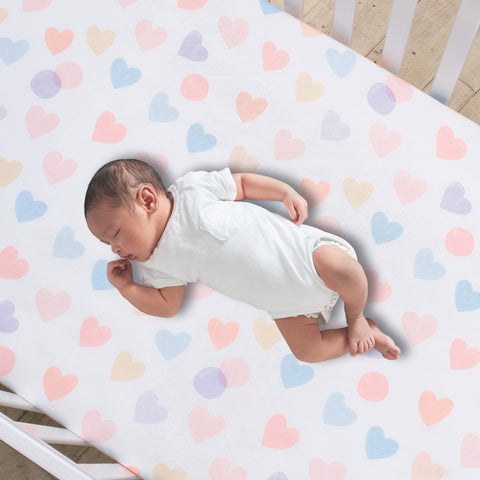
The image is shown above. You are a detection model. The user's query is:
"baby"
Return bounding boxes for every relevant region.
[85,159,400,363]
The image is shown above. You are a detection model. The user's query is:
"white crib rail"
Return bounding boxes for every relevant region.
[0,390,140,480]
[283,0,480,105]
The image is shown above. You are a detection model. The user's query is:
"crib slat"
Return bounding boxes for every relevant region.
[430,0,480,104]
[0,390,41,412]
[380,0,418,75]
[15,421,89,446]
[78,464,140,480]
[332,0,357,46]
[284,0,304,20]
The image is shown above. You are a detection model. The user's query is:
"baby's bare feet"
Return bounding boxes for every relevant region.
[367,317,401,360]
[346,314,375,356]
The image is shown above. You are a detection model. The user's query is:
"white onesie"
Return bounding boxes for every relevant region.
[139,168,356,322]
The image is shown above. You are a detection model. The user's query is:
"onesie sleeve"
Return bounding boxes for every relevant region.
[176,167,237,201]
[140,264,187,289]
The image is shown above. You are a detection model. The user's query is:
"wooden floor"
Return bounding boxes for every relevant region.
[1,1,479,479]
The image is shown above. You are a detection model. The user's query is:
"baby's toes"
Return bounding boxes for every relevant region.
[349,341,358,357]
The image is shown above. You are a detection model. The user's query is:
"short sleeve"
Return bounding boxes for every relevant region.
[140,264,186,289]
[172,167,237,201]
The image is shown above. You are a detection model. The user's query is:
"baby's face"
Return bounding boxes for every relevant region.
[86,202,159,262]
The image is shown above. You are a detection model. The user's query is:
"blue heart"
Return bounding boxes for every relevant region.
[366,426,398,459]
[326,48,357,79]
[414,248,446,280]
[155,330,191,360]
[92,259,113,290]
[280,354,314,388]
[371,212,403,244]
[53,227,85,259]
[0,38,29,65]
[187,123,217,153]
[323,392,357,426]
[111,58,141,88]
[259,0,281,14]
[15,191,47,222]
[149,93,179,123]
[455,280,480,312]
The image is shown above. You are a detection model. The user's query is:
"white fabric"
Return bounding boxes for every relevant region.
[141,168,353,320]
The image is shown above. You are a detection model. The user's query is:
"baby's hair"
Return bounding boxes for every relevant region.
[84,158,167,217]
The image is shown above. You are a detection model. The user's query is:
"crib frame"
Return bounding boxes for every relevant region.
[1,0,479,479]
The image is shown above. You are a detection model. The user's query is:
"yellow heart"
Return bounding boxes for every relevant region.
[111,351,145,381]
[86,26,115,55]
[153,463,187,480]
[411,451,445,480]
[253,316,282,351]
[343,177,374,209]
[296,73,324,102]
[0,157,22,188]
[228,145,259,173]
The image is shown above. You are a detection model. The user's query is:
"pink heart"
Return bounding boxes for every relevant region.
[436,125,467,161]
[401,312,437,346]
[45,27,73,55]
[26,106,59,139]
[35,289,71,322]
[394,171,427,205]
[218,17,249,50]
[43,151,77,185]
[450,339,480,370]
[43,366,78,401]
[208,317,239,350]
[235,91,267,123]
[461,434,480,467]
[186,282,214,299]
[188,407,226,443]
[262,414,299,449]
[210,458,246,480]
[418,391,453,426]
[366,269,392,303]
[300,178,330,207]
[386,75,413,103]
[135,20,167,52]
[118,0,139,6]
[369,123,402,157]
[82,410,116,443]
[0,346,15,376]
[178,0,206,9]
[92,111,127,143]
[0,247,29,279]
[80,317,112,347]
[309,459,346,480]
[275,129,306,161]
[23,0,52,11]
[263,42,289,71]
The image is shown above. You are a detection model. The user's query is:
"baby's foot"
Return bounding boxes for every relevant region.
[346,315,375,356]
[367,317,401,360]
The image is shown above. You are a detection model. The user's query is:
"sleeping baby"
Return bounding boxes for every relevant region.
[84,158,400,363]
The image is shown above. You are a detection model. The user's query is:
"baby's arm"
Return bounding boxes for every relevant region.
[232,173,308,226]
[107,259,184,317]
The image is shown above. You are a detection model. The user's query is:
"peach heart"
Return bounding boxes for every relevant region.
[45,27,73,55]
[275,129,306,161]
[253,316,282,351]
[369,123,402,157]
[81,410,116,443]
[86,26,115,55]
[35,289,71,322]
[309,459,346,480]
[208,317,239,350]
[394,171,427,205]
[300,178,330,207]
[43,151,77,185]
[23,0,52,12]
[26,106,59,139]
[80,317,112,347]
[366,269,392,303]
[418,391,453,426]
[135,20,167,52]
[0,347,15,376]
[0,8,8,23]
[188,406,226,443]
[43,366,78,401]
[110,351,145,381]
[296,73,324,102]
[153,463,187,480]
[436,125,467,161]
[411,451,445,480]
[0,156,23,188]
[0,246,29,279]
[218,17,249,50]
[401,312,437,346]
[178,0,206,9]
[236,91,267,123]
[262,414,299,449]
[262,41,289,71]
[92,111,126,143]
[342,177,373,209]
[450,339,480,370]
[228,145,259,172]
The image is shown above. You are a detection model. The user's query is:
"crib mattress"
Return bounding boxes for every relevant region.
[1,0,480,478]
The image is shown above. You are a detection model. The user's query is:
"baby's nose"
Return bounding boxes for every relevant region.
[111,244,122,256]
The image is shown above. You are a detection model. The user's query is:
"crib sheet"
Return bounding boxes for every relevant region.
[1,1,480,478]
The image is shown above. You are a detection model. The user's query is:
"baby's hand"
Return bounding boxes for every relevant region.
[282,189,308,226]
[107,259,133,291]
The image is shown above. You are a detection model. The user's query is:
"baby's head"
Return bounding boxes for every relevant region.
[85,159,171,261]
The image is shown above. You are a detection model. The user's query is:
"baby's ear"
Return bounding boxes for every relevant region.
[137,185,158,212]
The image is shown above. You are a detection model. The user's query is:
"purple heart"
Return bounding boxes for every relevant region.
[321,110,351,141]
[134,391,168,423]
[178,31,208,61]
[0,106,6,120]
[440,182,472,214]
[268,473,288,480]
[0,301,19,334]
